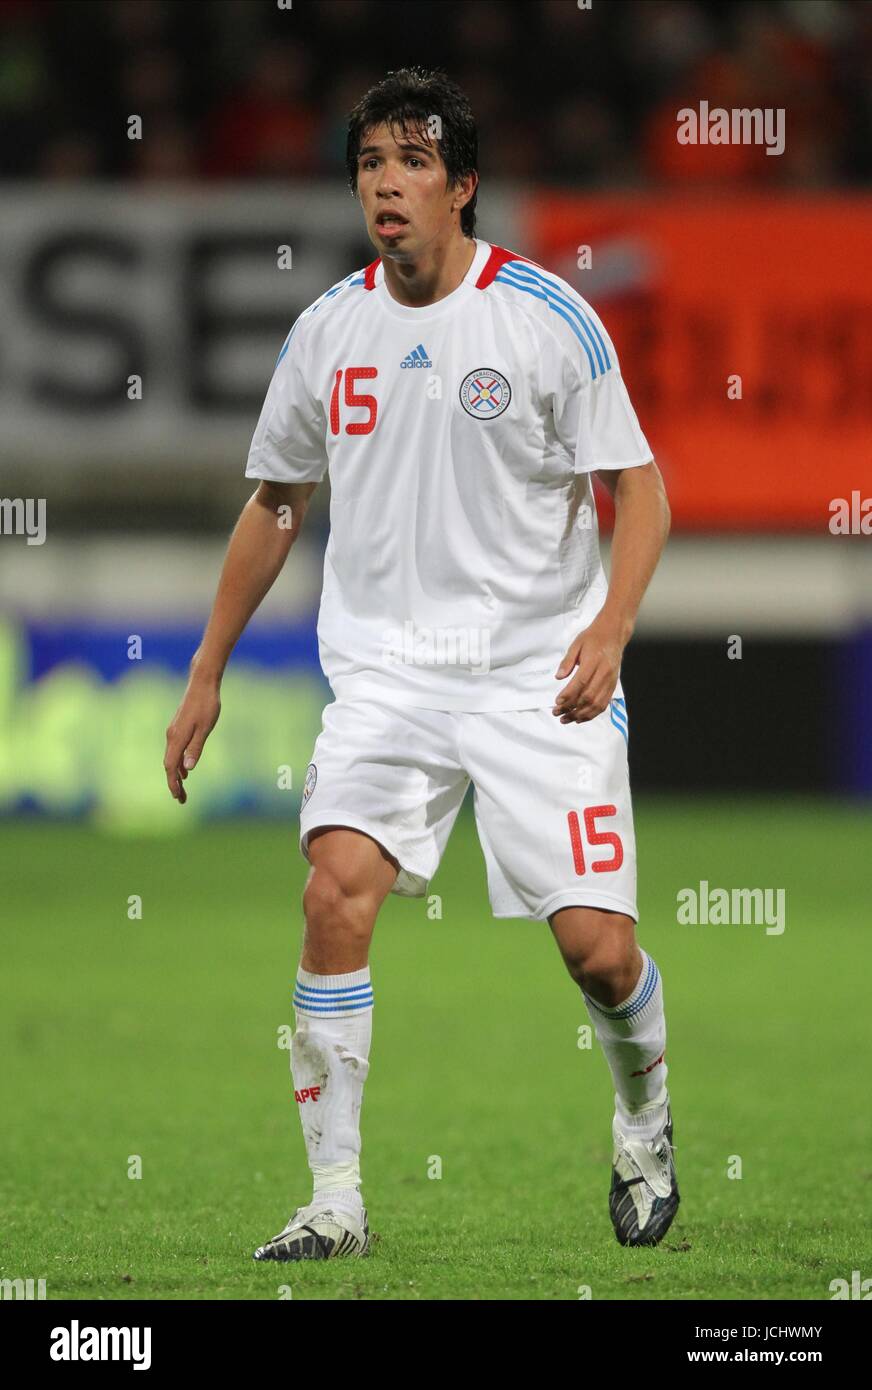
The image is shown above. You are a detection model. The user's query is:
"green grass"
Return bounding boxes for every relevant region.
[2,797,871,1300]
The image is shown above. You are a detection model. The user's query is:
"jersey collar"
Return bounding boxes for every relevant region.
[368,239,492,321]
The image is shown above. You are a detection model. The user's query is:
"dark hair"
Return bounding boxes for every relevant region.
[346,67,479,238]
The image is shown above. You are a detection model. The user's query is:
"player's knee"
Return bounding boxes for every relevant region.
[302,867,375,944]
[560,914,639,999]
[579,941,640,1003]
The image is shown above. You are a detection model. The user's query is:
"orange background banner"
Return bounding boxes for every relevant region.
[524,196,872,529]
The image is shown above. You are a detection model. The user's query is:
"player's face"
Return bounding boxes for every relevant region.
[357,121,459,258]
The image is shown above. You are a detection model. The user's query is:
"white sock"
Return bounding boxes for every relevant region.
[583,949,669,1142]
[292,966,373,1203]
[310,1185,362,1214]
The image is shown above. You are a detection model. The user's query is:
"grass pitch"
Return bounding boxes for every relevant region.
[2,797,870,1300]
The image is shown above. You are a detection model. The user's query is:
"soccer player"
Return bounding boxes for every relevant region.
[163,67,677,1259]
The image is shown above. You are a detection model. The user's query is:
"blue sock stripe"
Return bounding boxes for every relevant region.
[294,989,371,1000]
[585,957,659,1020]
[294,973,372,1017]
[293,978,373,1013]
[293,997,373,1015]
[293,987,373,999]
[294,980,371,996]
[294,990,373,1006]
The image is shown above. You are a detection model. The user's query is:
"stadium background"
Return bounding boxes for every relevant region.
[2,0,871,1302]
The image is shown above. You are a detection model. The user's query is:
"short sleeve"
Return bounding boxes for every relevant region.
[245,318,328,485]
[545,298,653,475]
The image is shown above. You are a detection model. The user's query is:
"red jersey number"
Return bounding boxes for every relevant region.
[330,367,378,436]
[567,805,624,874]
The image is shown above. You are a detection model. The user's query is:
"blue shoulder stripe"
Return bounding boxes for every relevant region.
[505,261,611,372]
[494,272,596,378]
[495,261,611,378]
[275,271,366,366]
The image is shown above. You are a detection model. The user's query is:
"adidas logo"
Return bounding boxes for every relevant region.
[400,343,432,369]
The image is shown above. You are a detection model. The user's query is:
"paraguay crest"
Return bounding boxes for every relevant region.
[459,368,511,419]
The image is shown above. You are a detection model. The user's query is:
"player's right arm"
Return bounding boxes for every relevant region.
[163,479,316,803]
[166,306,328,801]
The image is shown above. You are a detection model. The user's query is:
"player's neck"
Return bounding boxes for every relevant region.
[381,235,477,309]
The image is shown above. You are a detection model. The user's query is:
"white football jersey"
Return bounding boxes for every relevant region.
[245,237,653,710]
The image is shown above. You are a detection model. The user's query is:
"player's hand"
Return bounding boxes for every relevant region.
[552,616,627,724]
[164,677,221,803]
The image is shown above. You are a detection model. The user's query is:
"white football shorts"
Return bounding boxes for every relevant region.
[298,690,637,922]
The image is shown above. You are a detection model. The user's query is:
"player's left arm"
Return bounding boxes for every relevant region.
[553,460,670,723]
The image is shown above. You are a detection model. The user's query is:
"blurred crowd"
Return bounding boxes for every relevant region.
[1,0,870,186]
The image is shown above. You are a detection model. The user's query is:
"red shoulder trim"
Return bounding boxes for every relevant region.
[475,244,536,290]
[363,257,381,290]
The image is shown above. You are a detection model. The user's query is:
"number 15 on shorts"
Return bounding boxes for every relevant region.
[567,804,624,874]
